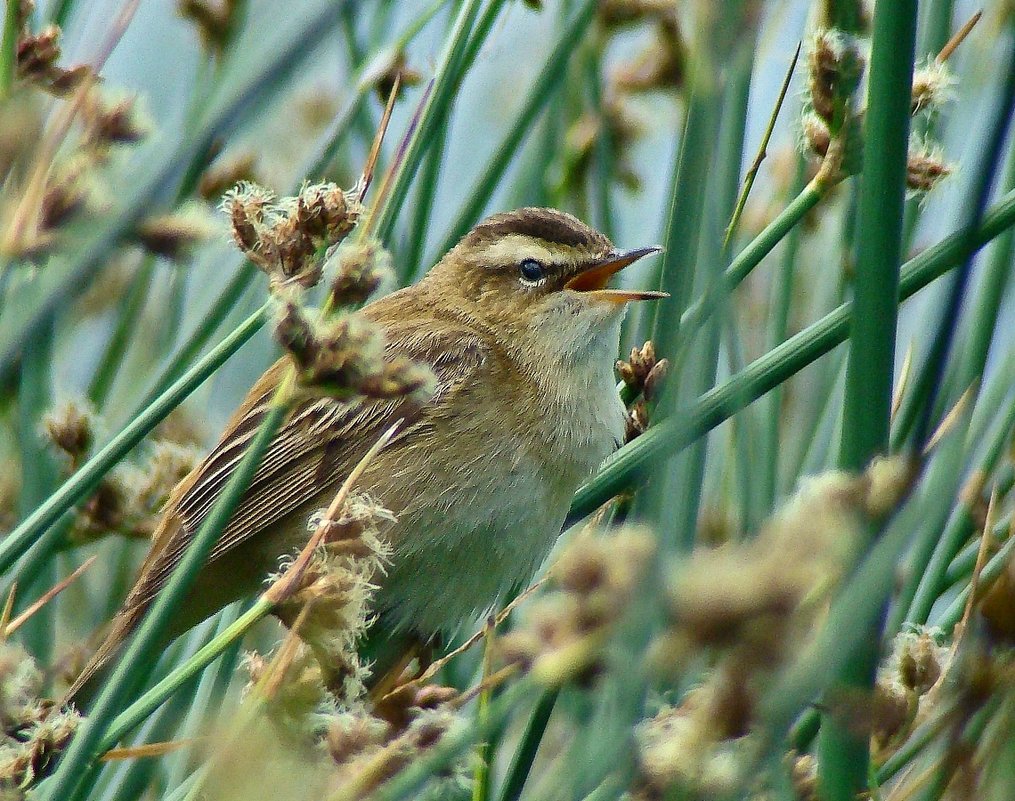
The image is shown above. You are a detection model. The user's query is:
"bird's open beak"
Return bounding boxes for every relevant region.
[564,246,668,303]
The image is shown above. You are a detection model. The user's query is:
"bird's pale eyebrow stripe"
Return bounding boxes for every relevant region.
[473,235,557,267]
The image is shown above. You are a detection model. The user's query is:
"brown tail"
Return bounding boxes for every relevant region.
[63,606,146,709]
[63,512,185,708]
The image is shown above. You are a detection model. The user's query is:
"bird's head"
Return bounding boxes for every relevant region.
[428,208,665,354]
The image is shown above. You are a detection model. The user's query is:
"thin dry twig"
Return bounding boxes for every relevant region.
[956,492,1006,654]
[452,663,520,709]
[357,79,434,240]
[891,342,914,420]
[4,556,97,637]
[936,10,982,64]
[0,582,16,640]
[257,604,312,701]
[384,577,547,699]
[923,385,974,454]
[100,738,202,762]
[358,72,402,204]
[90,0,142,72]
[263,420,402,605]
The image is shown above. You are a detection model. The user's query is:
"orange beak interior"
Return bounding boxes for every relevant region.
[564,246,667,302]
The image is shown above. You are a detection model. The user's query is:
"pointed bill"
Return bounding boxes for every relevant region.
[564,246,667,302]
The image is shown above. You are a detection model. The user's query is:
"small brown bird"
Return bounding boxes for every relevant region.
[67,207,663,701]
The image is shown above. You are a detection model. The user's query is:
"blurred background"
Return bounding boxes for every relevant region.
[3,1,1015,799]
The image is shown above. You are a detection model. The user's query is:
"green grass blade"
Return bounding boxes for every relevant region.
[0,0,347,377]
[433,0,599,258]
[565,186,1015,526]
[39,399,287,801]
[369,0,489,242]
[0,306,267,576]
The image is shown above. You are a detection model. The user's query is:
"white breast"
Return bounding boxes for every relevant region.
[379,298,628,635]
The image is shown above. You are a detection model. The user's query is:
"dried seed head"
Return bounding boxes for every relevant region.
[634,697,746,798]
[553,538,610,594]
[790,753,818,801]
[273,300,321,369]
[863,455,916,520]
[42,399,95,465]
[327,240,391,308]
[127,441,202,533]
[134,203,217,261]
[355,356,436,402]
[500,527,655,683]
[222,180,362,291]
[625,400,650,442]
[46,63,91,95]
[872,682,917,749]
[598,0,677,27]
[223,180,274,254]
[611,14,685,93]
[617,340,666,402]
[273,492,393,703]
[373,682,462,732]
[801,111,831,158]
[807,29,864,123]
[198,151,258,201]
[40,159,90,232]
[326,710,390,765]
[0,642,44,731]
[69,476,128,543]
[666,545,802,655]
[295,313,384,393]
[887,628,946,696]
[275,305,435,405]
[81,92,149,148]
[643,358,668,402]
[0,705,80,789]
[13,14,91,96]
[906,147,953,193]
[179,0,243,56]
[373,50,422,103]
[0,644,82,786]
[16,24,61,81]
[911,60,956,115]
[616,359,636,387]
[241,645,331,735]
[664,464,904,674]
[559,98,644,192]
[327,708,470,799]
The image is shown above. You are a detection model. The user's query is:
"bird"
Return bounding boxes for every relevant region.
[66,206,663,704]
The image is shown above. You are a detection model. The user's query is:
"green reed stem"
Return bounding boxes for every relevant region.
[434,0,599,258]
[0,0,19,100]
[370,0,488,242]
[0,306,267,576]
[97,595,275,752]
[820,6,918,797]
[41,398,287,801]
[565,186,1015,527]
[497,689,559,801]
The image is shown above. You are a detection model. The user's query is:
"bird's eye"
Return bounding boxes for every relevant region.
[519,258,545,283]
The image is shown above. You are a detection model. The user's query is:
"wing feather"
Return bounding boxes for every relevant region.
[124,315,487,611]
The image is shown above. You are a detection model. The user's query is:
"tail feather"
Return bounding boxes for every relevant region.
[63,607,144,709]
